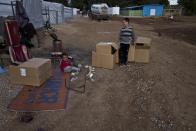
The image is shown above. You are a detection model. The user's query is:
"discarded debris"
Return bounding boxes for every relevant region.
[19,112,34,123]
[0,67,6,74]
[78,64,82,68]
[85,65,95,82]
[151,114,175,130]
[70,77,78,82]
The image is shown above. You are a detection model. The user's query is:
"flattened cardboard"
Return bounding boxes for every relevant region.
[9,58,52,87]
[92,51,114,69]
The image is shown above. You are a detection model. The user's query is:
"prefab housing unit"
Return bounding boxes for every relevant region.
[121,4,164,17]
[143,4,163,16]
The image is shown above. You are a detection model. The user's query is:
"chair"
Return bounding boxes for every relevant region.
[9,45,30,63]
[4,20,21,46]
[4,20,31,63]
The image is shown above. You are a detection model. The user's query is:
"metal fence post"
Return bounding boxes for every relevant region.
[71,8,74,18]
[48,7,50,24]
[56,11,58,24]
[62,6,64,23]
[11,1,15,17]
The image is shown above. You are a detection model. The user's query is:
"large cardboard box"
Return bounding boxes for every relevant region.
[96,42,119,55]
[96,42,119,65]
[134,48,149,63]
[9,58,52,86]
[134,37,152,63]
[128,45,135,62]
[92,51,115,69]
[135,37,152,47]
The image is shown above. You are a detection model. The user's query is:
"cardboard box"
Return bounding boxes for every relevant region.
[96,42,119,54]
[9,58,52,86]
[92,51,115,69]
[128,46,135,62]
[134,37,152,63]
[134,48,150,63]
[135,37,152,48]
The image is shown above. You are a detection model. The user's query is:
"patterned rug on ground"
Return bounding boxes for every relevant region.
[8,69,69,111]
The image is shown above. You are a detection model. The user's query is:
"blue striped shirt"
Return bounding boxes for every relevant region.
[119,26,134,44]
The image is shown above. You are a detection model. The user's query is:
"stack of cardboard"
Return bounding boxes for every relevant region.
[9,58,52,87]
[92,42,119,69]
[92,37,152,69]
[127,36,152,63]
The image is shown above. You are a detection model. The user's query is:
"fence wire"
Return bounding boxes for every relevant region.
[0,2,73,27]
[0,2,15,17]
[42,7,73,25]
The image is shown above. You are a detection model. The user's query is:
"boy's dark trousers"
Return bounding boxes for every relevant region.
[119,43,130,65]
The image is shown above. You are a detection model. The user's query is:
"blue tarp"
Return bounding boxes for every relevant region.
[0,66,6,74]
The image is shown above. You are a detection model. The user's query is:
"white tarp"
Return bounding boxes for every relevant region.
[0,0,73,26]
[42,1,64,24]
[73,8,79,15]
[64,6,73,21]
[23,0,43,28]
[0,0,43,28]
[0,0,14,17]
[169,0,178,5]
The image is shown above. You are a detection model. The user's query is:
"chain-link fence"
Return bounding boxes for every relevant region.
[42,8,73,25]
[64,7,73,21]
[0,2,15,39]
[0,1,74,28]
[0,1,16,17]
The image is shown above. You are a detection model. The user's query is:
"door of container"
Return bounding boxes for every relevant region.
[150,9,156,16]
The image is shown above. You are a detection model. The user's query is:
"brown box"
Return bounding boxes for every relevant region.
[128,46,135,62]
[134,37,152,63]
[96,42,119,55]
[9,58,52,86]
[134,48,150,63]
[135,37,152,47]
[92,51,115,70]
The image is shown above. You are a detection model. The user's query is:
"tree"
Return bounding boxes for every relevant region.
[71,0,130,9]
[71,0,85,9]
[134,0,169,6]
[71,0,169,9]
[44,0,68,6]
[178,0,196,15]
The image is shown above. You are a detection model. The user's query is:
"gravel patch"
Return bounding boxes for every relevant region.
[0,73,22,128]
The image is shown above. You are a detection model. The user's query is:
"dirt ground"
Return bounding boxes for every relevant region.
[1,16,196,131]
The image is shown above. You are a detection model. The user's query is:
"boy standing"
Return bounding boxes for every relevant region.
[119,18,135,66]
